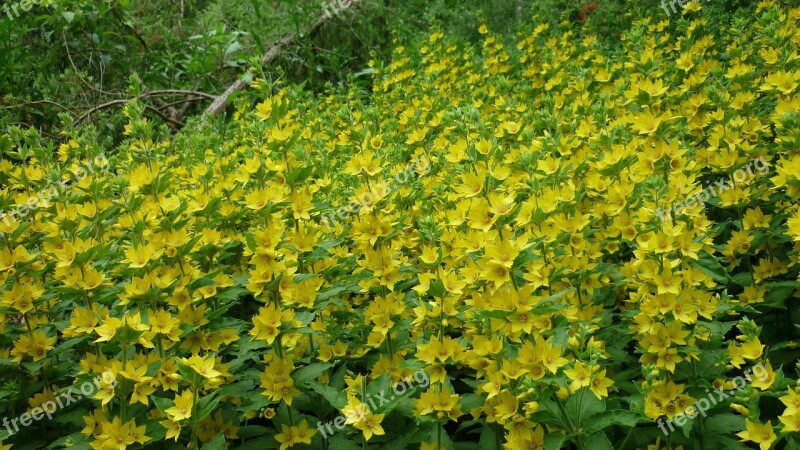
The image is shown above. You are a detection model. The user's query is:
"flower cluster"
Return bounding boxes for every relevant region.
[1,1,799,449]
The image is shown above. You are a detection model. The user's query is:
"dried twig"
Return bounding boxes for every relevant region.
[72,90,210,124]
[203,0,362,116]
[0,98,77,114]
[144,90,215,100]
[75,99,129,124]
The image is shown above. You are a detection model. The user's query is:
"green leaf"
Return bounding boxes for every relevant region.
[151,396,172,413]
[225,41,243,56]
[705,414,745,434]
[565,389,605,429]
[453,443,480,450]
[429,279,445,297]
[544,432,567,450]
[236,435,278,449]
[366,373,392,399]
[538,287,575,305]
[696,320,737,342]
[583,410,640,435]
[764,286,794,307]
[692,252,731,283]
[62,11,75,23]
[731,271,753,286]
[327,434,361,450]
[308,381,347,409]
[475,309,512,319]
[766,281,800,288]
[46,431,90,450]
[584,432,614,450]
[51,336,90,356]
[479,425,497,449]
[459,393,487,413]
[712,435,752,450]
[679,413,694,438]
[292,362,333,385]
[237,425,270,439]
[530,406,565,428]
[286,165,314,185]
[189,276,217,292]
[374,375,426,416]
[237,391,271,413]
[196,392,220,422]
[380,425,429,450]
[201,434,226,450]
[317,282,359,301]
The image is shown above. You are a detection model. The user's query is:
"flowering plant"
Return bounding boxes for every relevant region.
[0,2,799,449]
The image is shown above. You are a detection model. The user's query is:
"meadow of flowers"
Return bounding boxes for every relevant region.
[1,1,800,449]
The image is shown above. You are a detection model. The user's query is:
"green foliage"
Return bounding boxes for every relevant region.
[0,0,775,143]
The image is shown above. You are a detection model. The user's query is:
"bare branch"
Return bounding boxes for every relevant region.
[203,0,363,117]
[76,99,129,124]
[143,90,216,100]
[0,98,77,114]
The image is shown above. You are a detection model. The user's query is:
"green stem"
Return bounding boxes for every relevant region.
[437,420,442,450]
[554,395,583,450]
[157,337,164,360]
[386,332,394,359]
[191,384,199,449]
[120,335,129,422]
[362,376,368,450]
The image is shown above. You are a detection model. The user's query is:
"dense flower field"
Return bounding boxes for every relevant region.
[1,1,800,449]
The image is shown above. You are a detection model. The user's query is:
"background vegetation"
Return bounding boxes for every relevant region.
[2,0,762,143]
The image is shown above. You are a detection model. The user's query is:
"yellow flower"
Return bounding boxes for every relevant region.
[1,283,36,314]
[76,265,105,290]
[165,390,193,421]
[780,387,800,416]
[736,420,776,450]
[11,331,56,362]
[414,386,462,421]
[632,110,662,135]
[95,417,137,449]
[250,304,289,344]
[160,419,182,441]
[121,242,163,268]
[751,361,776,390]
[779,412,800,433]
[353,412,385,441]
[129,381,155,406]
[565,361,592,392]
[590,369,615,399]
[179,354,222,380]
[475,138,492,155]
[256,98,273,120]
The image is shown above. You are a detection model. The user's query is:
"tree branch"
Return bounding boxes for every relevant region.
[143,90,216,100]
[203,0,362,117]
[73,89,211,126]
[76,99,129,124]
